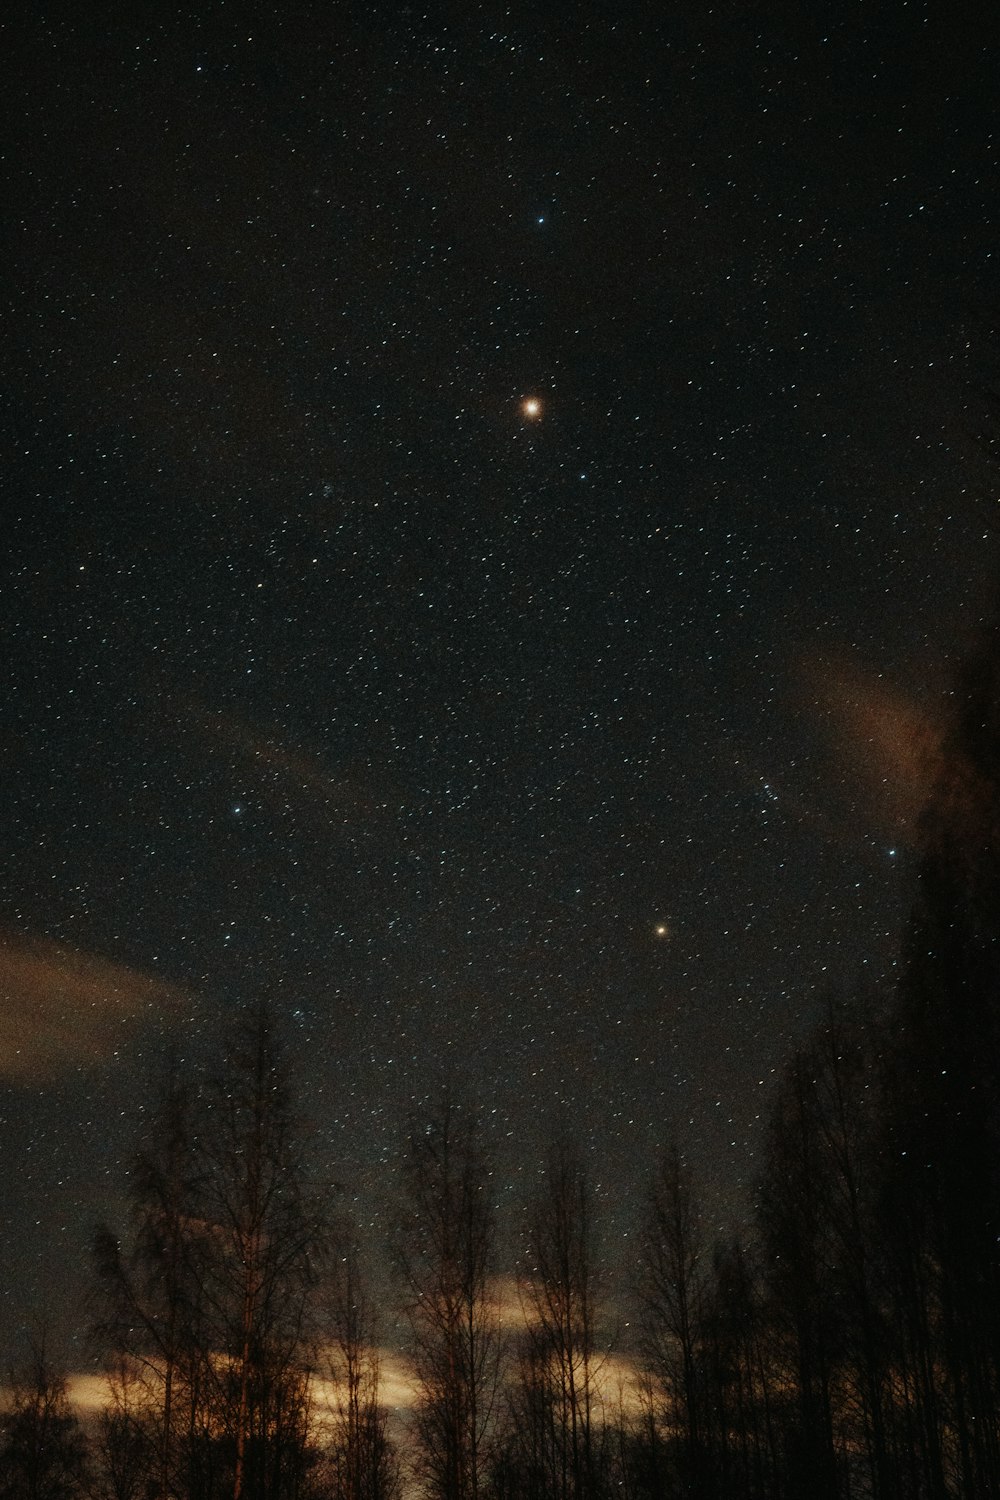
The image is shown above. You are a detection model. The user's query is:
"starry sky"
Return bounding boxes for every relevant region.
[2,3,996,1357]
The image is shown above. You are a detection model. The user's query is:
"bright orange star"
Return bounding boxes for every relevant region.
[521,396,543,419]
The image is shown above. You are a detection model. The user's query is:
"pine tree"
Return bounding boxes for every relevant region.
[885,612,1000,1494]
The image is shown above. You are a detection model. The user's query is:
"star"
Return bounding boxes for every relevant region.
[521,396,543,420]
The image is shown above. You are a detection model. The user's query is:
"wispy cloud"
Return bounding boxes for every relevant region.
[797,652,944,841]
[180,700,391,823]
[0,933,188,1082]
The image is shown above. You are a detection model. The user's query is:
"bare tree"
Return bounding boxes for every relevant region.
[93,1009,328,1500]
[0,1334,91,1500]
[757,1051,841,1500]
[700,1237,781,1500]
[323,1245,400,1500]
[92,1059,205,1500]
[518,1146,606,1500]
[92,1355,153,1500]
[197,1006,327,1500]
[638,1144,708,1493]
[396,1089,503,1500]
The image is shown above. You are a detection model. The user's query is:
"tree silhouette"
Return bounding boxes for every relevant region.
[92,1058,205,1499]
[514,1146,606,1500]
[638,1143,708,1494]
[93,1009,328,1500]
[396,1089,502,1500]
[883,610,1000,1494]
[0,1335,90,1500]
[323,1242,401,1500]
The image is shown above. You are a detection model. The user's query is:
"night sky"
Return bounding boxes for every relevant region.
[2,3,996,1360]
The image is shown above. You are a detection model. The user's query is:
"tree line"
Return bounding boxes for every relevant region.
[3,625,1000,1500]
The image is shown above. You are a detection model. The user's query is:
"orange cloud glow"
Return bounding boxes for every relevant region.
[0,934,188,1082]
[797,652,945,841]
